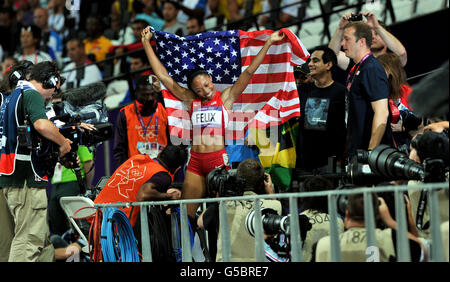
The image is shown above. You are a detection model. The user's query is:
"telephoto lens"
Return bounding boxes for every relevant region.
[368,144,425,181]
[245,208,289,236]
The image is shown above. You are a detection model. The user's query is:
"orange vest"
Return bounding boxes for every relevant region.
[122,102,168,159]
[94,154,171,226]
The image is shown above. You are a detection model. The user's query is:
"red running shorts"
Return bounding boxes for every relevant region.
[186,148,231,177]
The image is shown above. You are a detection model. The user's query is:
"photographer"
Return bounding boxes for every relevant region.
[314,193,425,262]
[260,176,341,262]
[0,61,72,262]
[198,158,281,262]
[407,131,449,239]
[298,176,344,262]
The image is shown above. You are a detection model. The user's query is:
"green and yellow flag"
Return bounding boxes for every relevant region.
[249,119,299,192]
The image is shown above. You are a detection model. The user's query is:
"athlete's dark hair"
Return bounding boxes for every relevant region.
[186,68,209,92]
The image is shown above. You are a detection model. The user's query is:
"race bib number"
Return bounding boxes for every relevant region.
[192,106,222,129]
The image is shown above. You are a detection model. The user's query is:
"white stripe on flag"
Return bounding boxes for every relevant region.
[239,33,270,41]
[280,108,301,118]
[240,42,296,58]
[242,82,298,94]
[163,98,188,110]
[266,97,301,109]
[168,116,191,130]
[242,62,293,75]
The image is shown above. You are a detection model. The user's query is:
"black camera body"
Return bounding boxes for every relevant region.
[401,111,422,132]
[349,13,363,21]
[206,166,245,197]
[32,109,113,194]
[33,121,113,172]
[245,208,312,259]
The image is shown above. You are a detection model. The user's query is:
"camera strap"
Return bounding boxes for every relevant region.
[20,86,30,125]
[415,190,428,230]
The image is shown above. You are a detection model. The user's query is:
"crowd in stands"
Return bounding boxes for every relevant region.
[0,0,448,263]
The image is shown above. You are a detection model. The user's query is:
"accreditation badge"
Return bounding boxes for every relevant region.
[137,142,163,159]
[53,162,63,182]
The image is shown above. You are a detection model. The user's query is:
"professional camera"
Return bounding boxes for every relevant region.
[31,83,114,194]
[401,111,423,132]
[245,208,312,259]
[206,166,245,197]
[32,118,113,193]
[349,13,363,21]
[346,144,447,186]
[294,63,311,81]
[246,208,290,236]
[246,208,291,258]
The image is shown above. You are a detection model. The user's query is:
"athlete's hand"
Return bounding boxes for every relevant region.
[269,30,285,44]
[141,26,153,44]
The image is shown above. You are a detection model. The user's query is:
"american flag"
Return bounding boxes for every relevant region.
[151,28,309,142]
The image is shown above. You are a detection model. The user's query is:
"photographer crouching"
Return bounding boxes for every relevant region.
[198,158,281,262]
[0,61,72,262]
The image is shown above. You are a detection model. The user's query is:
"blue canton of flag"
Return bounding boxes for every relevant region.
[153,29,242,86]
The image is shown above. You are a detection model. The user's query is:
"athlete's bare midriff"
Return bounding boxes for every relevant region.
[191,135,226,153]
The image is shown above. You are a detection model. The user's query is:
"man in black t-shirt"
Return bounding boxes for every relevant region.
[296,47,346,172]
[341,22,392,159]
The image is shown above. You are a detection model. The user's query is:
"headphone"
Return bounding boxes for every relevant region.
[42,74,60,90]
[8,60,34,87]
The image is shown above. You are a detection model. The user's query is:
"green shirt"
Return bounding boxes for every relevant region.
[51,145,93,184]
[0,87,48,188]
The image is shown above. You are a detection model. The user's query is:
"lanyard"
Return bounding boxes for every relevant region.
[134,101,158,138]
[346,53,371,91]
